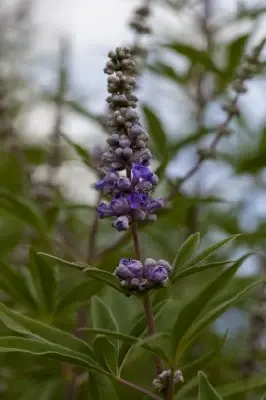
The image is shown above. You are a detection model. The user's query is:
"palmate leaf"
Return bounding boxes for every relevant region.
[198,371,223,400]
[37,253,88,270]
[92,335,118,374]
[88,373,119,400]
[171,256,248,359]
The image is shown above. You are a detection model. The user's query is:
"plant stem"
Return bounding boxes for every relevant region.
[167,368,174,400]
[131,223,164,376]
[118,377,163,400]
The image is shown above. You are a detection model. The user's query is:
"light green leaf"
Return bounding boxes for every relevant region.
[172,256,246,358]
[172,233,200,277]
[60,132,92,168]
[0,336,104,372]
[198,371,223,399]
[37,252,88,270]
[0,302,93,357]
[83,267,123,293]
[172,260,233,284]
[184,235,241,268]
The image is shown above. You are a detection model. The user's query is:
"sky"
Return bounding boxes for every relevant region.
[8,0,266,273]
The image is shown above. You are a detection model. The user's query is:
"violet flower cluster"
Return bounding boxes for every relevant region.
[114,257,172,292]
[95,47,164,231]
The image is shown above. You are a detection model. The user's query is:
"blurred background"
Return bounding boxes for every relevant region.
[1,0,266,398]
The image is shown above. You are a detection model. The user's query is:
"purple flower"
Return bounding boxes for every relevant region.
[146,265,168,283]
[132,163,153,182]
[146,198,164,212]
[110,194,130,215]
[94,179,105,190]
[114,258,143,280]
[126,191,148,209]
[112,215,131,231]
[97,202,116,219]
[117,177,131,191]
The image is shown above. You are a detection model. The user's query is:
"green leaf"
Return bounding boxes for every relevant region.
[227,35,248,77]
[0,189,47,235]
[0,302,93,357]
[56,280,102,313]
[148,62,189,84]
[89,373,119,400]
[28,251,56,315]
[198,371,223,399]
[165,42,222,74]
[184,235,241,268]
[83,267,124,293]
[118,299,169,367]
[93,335,118,374]
[81,328,172,364]
[0,261,38,311]
[37,252,88,270]
[218,375,266,398]
[60,132,92,168]
[181,280,263,356]
[0,336,103,372]
[171,256,246,358]
[92,297,118,333]
[172,260,233,284]
[172,233,200,277]
[142,104,167,159]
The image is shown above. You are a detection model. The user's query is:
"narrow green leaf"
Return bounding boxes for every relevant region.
[56,280,102,313]
[37,252,88,270]
[81,328,172,364]
[28,251,56,314]
[92,297,118,333]
[60,132,92,168]
[93,335,118,374]
[172,260,233,284]
[118,299,169,367]
[172,256,246,356]
[83,267,123,293]
[0,336,103,372]
[0,261,38,311]
[0,302,93,357]
[89,373,119,400]
[218,375,266,398]
[180,280,263,356]
[142,104,167,159]
[0,189,47,235]
[184,235,241,268]
[165,42,222,74]
[198,371,223,399]
[172,233,200,278]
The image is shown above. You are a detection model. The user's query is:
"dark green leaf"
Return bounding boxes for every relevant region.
[171,256,246,357]
[60,132,92,168]
[28,251,56,315]
[218,375,266,398]
[142,104,168,159]
[165,42,222,74]
[93,335,118,374]
[89,373,119,400]
[37,252,88,270]
[0,189,47,235]
[198,371,223,399]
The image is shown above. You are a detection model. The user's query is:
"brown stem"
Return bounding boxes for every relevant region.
[167,368,174,400]
[118,377,163,400]
[131,223,164,377]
